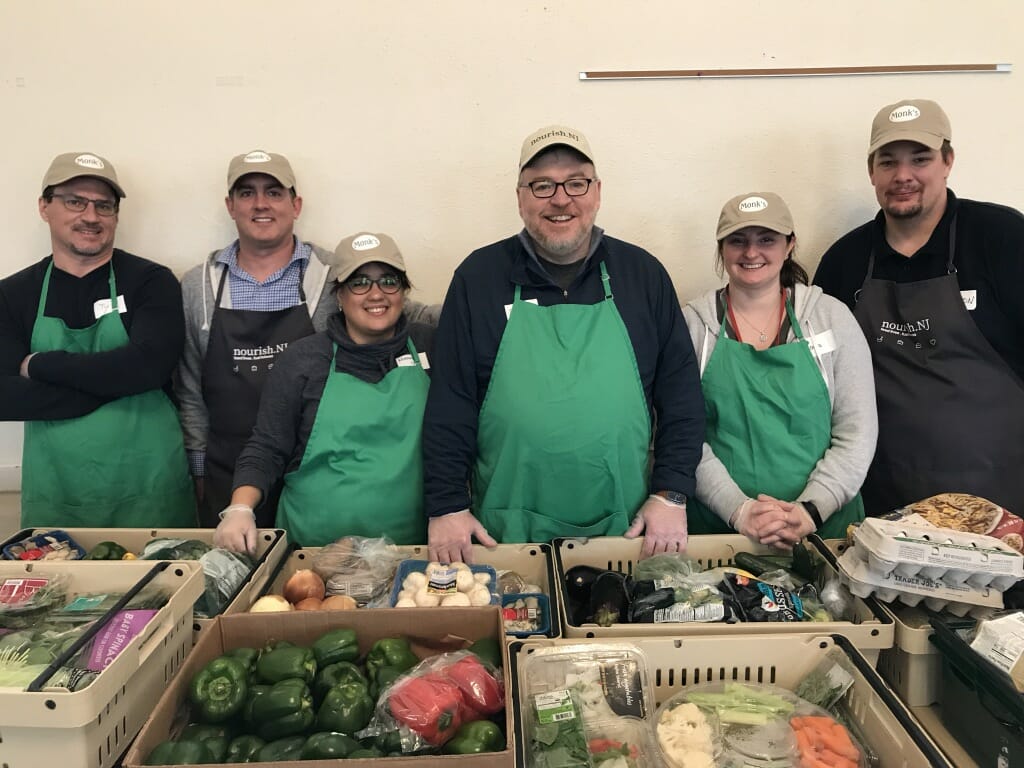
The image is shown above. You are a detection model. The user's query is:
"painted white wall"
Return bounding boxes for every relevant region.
[1,1,1020,489]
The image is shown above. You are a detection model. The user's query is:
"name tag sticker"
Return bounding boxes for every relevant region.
[807,329,837,355]
[961,290,977,310]
[93,295,127,319]
[396,354,415,367]
[504,298,539,319]
[418,351,430,370]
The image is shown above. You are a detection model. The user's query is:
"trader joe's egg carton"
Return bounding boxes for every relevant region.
[853,517,1024,591]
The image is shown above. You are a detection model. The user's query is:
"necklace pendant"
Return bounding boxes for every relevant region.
[758,332,768,342]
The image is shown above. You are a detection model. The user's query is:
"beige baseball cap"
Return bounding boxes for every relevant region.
[41,152,126,198]
[519,124,595,170]
[716,192,794,240]
[329,232,407,284]
[227,150,296,190]
[868,99,951,155]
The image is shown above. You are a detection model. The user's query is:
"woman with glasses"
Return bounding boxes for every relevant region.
[214,232,433,551]
[682,193,877,548]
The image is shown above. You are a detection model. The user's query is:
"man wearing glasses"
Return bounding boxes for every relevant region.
[424,125,705,561]
[0,152,195,527]
[176,151,439,527]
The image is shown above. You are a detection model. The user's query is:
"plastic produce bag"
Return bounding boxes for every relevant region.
[312,536,406,607]
[141,538,253,618]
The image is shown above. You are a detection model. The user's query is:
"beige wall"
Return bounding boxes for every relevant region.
[1,0,1020,486]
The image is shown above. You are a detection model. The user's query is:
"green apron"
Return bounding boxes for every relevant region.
[688,295,863,538]
[276,338,428,546]
[473,262,651,542]
[22,261,195,528]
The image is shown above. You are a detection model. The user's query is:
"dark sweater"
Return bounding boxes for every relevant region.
[233,314,434,498]
[0,249,185,420]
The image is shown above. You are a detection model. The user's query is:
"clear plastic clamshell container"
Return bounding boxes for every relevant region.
[656,681,868,768]
[853,518,1024,590]
[836,545,1003,615]
[517,642,659,768]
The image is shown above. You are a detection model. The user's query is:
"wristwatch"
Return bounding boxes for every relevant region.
[655,490,688,506]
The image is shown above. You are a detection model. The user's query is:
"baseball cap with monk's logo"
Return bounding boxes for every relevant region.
[868,99,951,155]
[227,150,296,191]
[716,192,794,240]
[519,125,595,170]
[329,232,407,284]
[41,152,126,198]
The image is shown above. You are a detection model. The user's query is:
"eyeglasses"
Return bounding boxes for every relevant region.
[518,178,595,199]
[50,194,118,217]
[345,275,403,294]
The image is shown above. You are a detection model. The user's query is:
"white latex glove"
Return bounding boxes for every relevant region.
[730,498,789,544]
[214,504,257,554]
[428,509,497,564]
[624,495,688,556]
[759,498,817,549]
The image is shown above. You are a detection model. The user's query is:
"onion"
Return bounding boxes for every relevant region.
[294,597,323,611]
[283,569,326,604]
[321,594,357,611]
[250,595,294,613]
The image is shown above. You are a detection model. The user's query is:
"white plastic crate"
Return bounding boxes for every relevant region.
[268,542,560,636]
[3,527,288,639]
[0,559,204,768]
[509,633,953,768]
[554,535,893,660]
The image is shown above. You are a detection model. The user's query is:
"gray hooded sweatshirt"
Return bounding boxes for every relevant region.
[682,283,877,526]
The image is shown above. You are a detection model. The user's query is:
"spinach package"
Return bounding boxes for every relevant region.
[530,688,590,768]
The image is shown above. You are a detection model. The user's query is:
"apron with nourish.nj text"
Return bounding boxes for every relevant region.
[853,217,1024,515]
[22,261,195,528]
[473,261,651,543]
[276,338,429,546]
[687,295,863,538]
[199,265,314,526]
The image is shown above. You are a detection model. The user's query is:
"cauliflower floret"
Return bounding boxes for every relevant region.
[657,702,716,768]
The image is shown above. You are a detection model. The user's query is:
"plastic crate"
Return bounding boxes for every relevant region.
[0,559,204,768]
[554,535,893,659]
[818,537,942,706]
[266,542,561,636]
[509,633,953,768]
[2,527,288,639]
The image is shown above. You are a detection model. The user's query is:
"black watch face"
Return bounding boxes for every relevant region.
[665,492,686,505]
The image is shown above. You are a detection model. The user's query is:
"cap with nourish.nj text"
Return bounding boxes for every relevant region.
[519,125,595,170]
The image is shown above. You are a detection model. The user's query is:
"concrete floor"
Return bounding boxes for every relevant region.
[0,492,21,540]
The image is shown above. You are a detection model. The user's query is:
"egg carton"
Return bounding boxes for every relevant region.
[836,546,1003,615]
[852,518,1024,591]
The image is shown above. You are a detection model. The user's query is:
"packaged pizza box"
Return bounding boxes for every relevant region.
[884,493,1024,554]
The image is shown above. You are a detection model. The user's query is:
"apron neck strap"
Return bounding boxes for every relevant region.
[513,284,522,303]
[858,210,959,304]
[36,260,115,323]
[783,291,804,341]
[599,261,612,300]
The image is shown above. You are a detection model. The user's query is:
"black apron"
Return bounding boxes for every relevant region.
[198,265,316,526]
[853,216,1024,515]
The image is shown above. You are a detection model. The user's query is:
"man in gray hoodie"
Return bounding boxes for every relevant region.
[176,150,438,526]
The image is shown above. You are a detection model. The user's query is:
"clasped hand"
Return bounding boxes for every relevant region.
[731,494,816,550]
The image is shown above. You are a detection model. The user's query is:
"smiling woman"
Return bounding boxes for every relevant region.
[682,191,877,548]
[214,231,435,551]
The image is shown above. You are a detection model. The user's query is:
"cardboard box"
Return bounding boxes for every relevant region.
[123,606,513,768]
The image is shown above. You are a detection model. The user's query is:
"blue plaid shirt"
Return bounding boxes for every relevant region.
[215,238,312,310]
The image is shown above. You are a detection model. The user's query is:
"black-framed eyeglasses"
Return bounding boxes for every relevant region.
[518,178,595,199]
[345,275,403,295]
[49,194,118,217]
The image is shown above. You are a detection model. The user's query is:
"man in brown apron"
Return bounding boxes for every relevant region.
[814,100,1024,516]
[176,151,440,527]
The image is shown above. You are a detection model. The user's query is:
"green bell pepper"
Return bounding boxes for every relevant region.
[312,660,367,704]
[311,627,359,667]
[369,665,403,700]
[468,637,503,668]
[366,637,419,681]
[301,731,362,759]
[315,682,374,734]
[443,720,506,754]
[179,723,233,762]
[373,729,405,755]
[189,655,249,723]
[349,746,385,758]
[224,734,265,763]
[250,678,315,740]
[85,540,128,560]
[227,646,261,672]
[255,735,307,762]
[242,684,271,732]
[255,645,316,684]
[145,740,216,765]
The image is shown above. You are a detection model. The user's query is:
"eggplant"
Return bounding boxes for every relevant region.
[587,571,629,626]
[564,565,607,624]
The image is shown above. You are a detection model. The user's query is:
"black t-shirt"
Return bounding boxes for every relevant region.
[0,249,185,420]
[813,190,1024,380]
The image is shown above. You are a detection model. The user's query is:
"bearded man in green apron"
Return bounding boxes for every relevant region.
[683,193,876,547]
[423,125,705,562]
[0,152,194,528]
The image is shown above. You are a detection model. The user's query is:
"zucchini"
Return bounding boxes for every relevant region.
[733,552,790,577]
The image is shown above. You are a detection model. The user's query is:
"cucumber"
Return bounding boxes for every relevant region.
[733,552,789,577]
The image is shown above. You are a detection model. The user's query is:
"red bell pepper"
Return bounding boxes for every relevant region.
[443,655,504,716]
[387,673,465,746]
